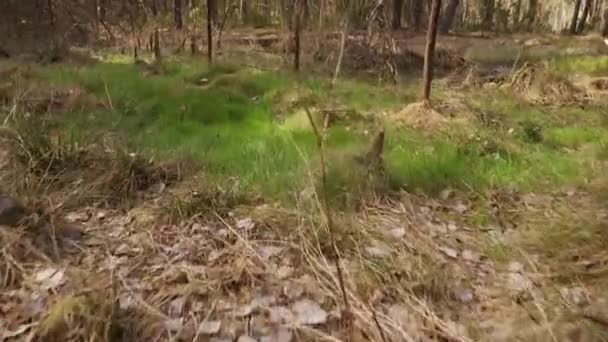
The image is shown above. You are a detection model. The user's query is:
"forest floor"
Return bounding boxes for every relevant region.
[1,33,608,341]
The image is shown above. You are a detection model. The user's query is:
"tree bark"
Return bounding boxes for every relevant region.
[175,0,183,30]
[332,19,348,85]
[411,0,424,31]
[439,0,459,33]
[482,0,494,30]
[154,29,161,62]
[576,0,592,33]
[524,0,537,30]
[207,0,214,63]
[294,0,301,72]
[392,0,404,30]
[422,0,441,102]
[602,8,608,37]
[570,0,583,34]
[151,0,158,16]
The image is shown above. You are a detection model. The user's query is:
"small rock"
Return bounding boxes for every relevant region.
[114,243,132,256]
[96,211,107,221]
[439,246,459,259]
[251,295,277,309]
[208,250,224,262]
[461,249,479,262]
[292,299,328,325]
[507,273,532,293]
[447,223,458,232]
[508,261,524,273]
[236,217,255,230]
[452,285,475,303]
[197,320,222,335]
[452,202,469,214]
[440,188,454,200]
[33,267,65,290]
[389,227,406,238]
[256,245,284,260]
[268,306,294,324]
[0,196,27,226]
[276,265,294,279]
[168,297,186,318]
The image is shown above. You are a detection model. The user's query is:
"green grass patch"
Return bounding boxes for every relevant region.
[12,56,604,204]
[549,55,608,76]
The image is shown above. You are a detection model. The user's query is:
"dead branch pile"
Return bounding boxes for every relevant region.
[507,63,588,105]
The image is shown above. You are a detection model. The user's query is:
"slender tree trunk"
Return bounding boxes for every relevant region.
[294,0,302,72]
[332,19,348,85]
[482,0,494,30]
[154,29,161,62]
[47,0,55,26]
[412,0,424,31]
[393,0,404,29]
[525,0,537,30]
[175,0,183,30]
[152,0,158,16]
[577,0,592,33]
[439,0,459,33]
[602,8,608,37]
[318,0,324,28]
[570,0,583,34]
[100,0,107,22]
[422,0,441,102]
[207,0,214,63]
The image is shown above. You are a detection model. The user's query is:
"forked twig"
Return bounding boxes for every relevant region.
[304,108,350,312]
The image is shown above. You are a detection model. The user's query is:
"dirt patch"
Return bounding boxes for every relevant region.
[391,101,449,129]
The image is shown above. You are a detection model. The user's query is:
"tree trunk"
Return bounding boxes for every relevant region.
[570,0,583,34]
[411,0,424,31]
[332,19,348,85]
[99,0,106,21]
[152,0,158,16]
[207,0,214,63]
[422,0,441,102]
[175,0,183,29]
[294,0,301,72]
[392,0,404,29]
[482,0,494,30]
[524,0,537,30]
[577,0,592,33]
[602,8,608,37]
[439,0,459,33]
[154,28,161,62]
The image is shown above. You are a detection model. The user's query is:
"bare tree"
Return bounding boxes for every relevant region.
[576,0,592,33]
[293,0,302,72]
[603,8,608,37]
[482,0,494,30]
[569,0,583,34]
[411,0,424,31]
[392,0,403,30]
[175,0,183,30]
[439,0,459,33]
[422,0,441,102]
[207,0,214,63]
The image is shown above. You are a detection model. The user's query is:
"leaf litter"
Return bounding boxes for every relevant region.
[1,162,607,341]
